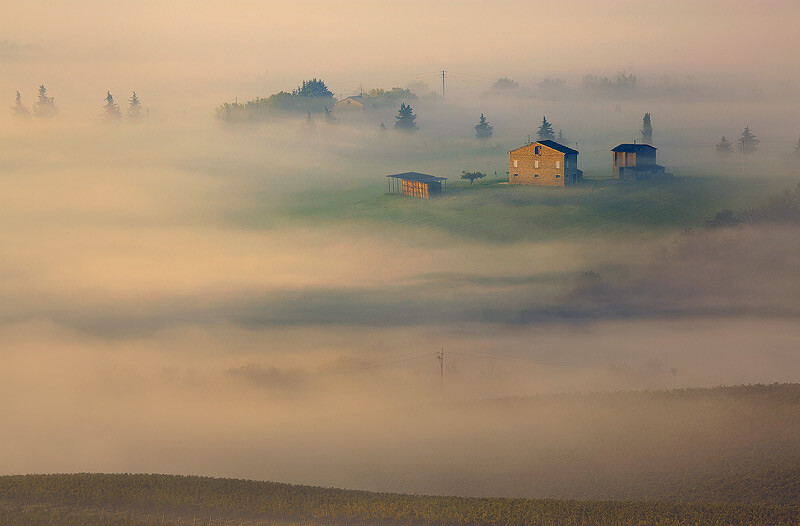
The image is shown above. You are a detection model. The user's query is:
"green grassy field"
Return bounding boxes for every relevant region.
[276,174,783,243]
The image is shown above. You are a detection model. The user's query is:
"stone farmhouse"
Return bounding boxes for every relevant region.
[611,143,669,179]
[509,140,582,187]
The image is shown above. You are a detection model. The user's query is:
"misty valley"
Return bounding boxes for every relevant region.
[3,4,800,519]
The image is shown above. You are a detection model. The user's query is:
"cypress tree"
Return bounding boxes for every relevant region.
[641,113,653,144]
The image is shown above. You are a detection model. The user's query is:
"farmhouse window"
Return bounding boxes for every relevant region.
[535,146,541,154]
[566,160,570,168]
[534,160,539,168]
[513,160,518,167]
[556,161,561,168]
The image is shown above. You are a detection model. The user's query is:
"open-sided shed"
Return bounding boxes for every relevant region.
[387,172,447,198]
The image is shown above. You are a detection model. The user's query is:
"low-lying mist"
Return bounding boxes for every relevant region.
[1,87,800,501]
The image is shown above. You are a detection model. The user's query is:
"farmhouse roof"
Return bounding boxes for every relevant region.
[611,143,657,152]
[537,140,579,155]
[386,172,447,183]
[509,140,578,155]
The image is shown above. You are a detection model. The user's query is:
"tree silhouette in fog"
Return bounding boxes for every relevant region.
[739,127,759,154]
[641,113,653,144]
[474,113,493,140]
[716,136,732,155]
[394,103,418,132]
[536,116,554,140]
[128,92,143,121]
[33,85,58,118]
[323,106,338,125]
[11,91,30,117]
[461,170,486,185]
[103,91,122,122]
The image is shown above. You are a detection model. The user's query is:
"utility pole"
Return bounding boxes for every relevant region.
[437,347,444,401]
[442,70,446,99]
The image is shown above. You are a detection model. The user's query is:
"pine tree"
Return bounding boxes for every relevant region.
[641,113,653,144]
[715,136,732,154]
[557,129,568,144]
[536,116,555,140]
[128,92,143,120]
[393,103,418,132]
[11,91,30,117]
[739,127,759,154]
[33,84,58,118]
[103,91,122,122]
[474,113,493,140]
[378,122,387,133]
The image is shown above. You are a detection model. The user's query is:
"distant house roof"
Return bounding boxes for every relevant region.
[509,140,579,155]
[386,172,447,183]
[335,95,366,108]
[611,143,657,152]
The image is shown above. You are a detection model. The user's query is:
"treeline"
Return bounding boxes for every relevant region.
[10,85,145,123]
[214,79,421,123]
[2,472,800,526]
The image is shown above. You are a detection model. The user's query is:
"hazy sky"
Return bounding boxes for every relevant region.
[3,0,800,104]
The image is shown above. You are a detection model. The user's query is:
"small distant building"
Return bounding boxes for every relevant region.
[508,140,582,186]
[335,95,366,110]
[611,144,668,179]
[387,172,447,198]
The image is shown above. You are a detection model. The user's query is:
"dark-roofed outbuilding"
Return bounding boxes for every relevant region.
[611,143,667,179]
[387,172,447,198]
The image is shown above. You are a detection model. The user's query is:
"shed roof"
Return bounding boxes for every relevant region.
[387,172,447,182]
[509,140,578,155]
[611,143,657,152]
